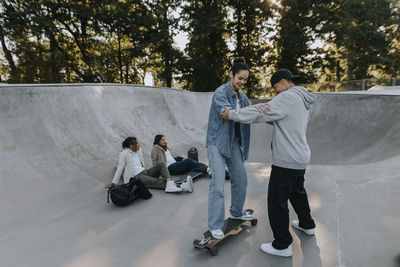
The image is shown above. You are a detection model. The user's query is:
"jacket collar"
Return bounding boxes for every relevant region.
[126,148,141,154]
[125,148,134,153]
[154,144,167,151]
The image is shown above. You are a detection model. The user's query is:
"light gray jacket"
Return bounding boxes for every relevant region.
[229,86,315,170]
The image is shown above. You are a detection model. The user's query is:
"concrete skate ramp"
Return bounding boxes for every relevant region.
[368,85,400,92]
[1,84,399,267]
[308,92,400,164]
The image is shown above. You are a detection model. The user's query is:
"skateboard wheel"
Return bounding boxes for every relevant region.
[208,247,218,256]
[251,219,258,226]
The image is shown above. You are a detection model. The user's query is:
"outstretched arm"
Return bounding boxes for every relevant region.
[221,98,288,124]
[221,104,270,123]
[105,152,126,188]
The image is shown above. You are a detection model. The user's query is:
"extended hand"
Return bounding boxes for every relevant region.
[220,107,230,120]
[105,183,114,188]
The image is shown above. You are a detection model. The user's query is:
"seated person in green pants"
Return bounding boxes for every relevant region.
[105,137,193,193]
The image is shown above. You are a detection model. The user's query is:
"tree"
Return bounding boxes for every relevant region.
[271,0,318,84]
[227,0,272,89]
[1,0,398,87]
[0,0,157,84]
[96,0,154,83]
[146,0,183,88]
[0,18,19,82]
[0,0,103,82]
[312,0,394,82]
[386,0,400,77]
[181,0,230,91]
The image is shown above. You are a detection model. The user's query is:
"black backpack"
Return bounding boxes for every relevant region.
[107,178,152,206]
[187,147,198,161]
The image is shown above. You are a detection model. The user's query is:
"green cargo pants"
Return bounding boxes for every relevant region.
[134,162,170,189]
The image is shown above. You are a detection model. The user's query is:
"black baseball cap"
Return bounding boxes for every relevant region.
[270,69,300,87]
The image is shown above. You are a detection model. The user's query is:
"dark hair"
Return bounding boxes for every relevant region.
[230,57,249,76]
[153,134,164,146]
[122,136,137,149]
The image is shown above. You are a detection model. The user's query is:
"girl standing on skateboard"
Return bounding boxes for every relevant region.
[221,69,316,257]
[206,57,254,239]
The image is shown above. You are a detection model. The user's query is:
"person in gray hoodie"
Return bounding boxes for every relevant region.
[221,69,316,257]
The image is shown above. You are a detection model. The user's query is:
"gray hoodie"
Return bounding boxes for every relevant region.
[229,86,315,169]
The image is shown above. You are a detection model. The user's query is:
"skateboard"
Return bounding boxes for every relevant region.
[171,171,207,185]
[112,167,206,185]
[193,209,257,256]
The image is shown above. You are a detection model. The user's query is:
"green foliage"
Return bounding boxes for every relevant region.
[0,0,399,92]
[180,0,230,91]
[0,0,161,83]
[146,0,184,87]
[227,0,272,89]
[312,0,394,82]
[271,0,319,84]
[387,0,400,77]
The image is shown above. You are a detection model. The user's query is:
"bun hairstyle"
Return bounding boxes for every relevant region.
[122,136,137,149]
[231,57,249,76]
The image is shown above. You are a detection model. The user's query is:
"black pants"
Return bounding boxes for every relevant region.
[268,165,315,249]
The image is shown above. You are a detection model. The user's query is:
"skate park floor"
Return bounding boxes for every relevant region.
[1,84,400,267]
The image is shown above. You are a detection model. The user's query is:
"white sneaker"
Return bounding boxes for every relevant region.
[180,176,193,193]
[291,220,315,235]
[230,211,254,220]
[260,243,292,257]
[207,167,211,175]
[165,180,182,193]
[210,229,224,239]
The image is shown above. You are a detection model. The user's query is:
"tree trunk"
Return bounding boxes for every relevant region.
[236,2,243,55]
[336,60,341,82]
[125,56,129,84]
[117,33,123,83]
[0,28,18,80]
[50,38,59,82]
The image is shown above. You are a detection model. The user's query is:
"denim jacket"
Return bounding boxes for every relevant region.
[206,82,251,160]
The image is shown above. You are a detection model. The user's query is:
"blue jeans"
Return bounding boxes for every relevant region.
[168,158,207,175]
[207,141,248,230]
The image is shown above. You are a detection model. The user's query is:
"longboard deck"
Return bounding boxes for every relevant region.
[193,209,257,256]
[171,171,206,185]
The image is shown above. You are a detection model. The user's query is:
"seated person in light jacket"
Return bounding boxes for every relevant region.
[151,135,210,175]
[105,137,193,193]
